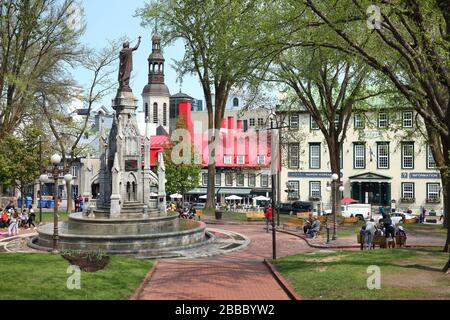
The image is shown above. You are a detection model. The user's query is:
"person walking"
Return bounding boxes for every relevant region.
[27,205,36,229]
[264,205,273,233]
[8,211,19,237]
[364,219,375,250]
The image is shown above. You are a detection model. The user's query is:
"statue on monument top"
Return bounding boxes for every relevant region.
[118,36,141,91]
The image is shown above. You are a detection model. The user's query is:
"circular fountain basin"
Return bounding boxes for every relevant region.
[31,212,211,256]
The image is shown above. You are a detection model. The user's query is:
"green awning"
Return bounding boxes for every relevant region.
[186,187,252,196]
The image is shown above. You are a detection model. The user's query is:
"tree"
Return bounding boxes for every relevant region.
[0,0,83,139]
[277,0,450,270]
[0,125,51,210]
[164,115,201,205]
[137,0,278,210]
[40,40,120,212]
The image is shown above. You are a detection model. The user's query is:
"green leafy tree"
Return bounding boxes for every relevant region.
[164,115,201,205]
[137,0,277,210]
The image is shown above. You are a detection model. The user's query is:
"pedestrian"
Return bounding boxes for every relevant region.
[364,219,375,250]
[8,211,19,237]
[264,205,273,233]
[307,216,321,238]
[27,205,36,229]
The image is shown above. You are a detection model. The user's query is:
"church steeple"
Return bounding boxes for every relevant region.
[147,30,165,85]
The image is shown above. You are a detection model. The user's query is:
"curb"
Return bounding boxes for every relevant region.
[263,259,301,301]
[276,228,443,250]
[129,260,159,300]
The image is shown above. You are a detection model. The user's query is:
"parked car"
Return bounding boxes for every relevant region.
[277,201,314,214]
[372,212,416,224]
[323,203,372,220]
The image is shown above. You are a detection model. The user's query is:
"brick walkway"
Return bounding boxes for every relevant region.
[138,224,311,300]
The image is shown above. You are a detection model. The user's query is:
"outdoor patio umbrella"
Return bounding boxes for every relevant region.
[225,195,242,200]
[254,195,270,201]
[149,192,158,197]
[341,198,358,203]
[170,193,183,199]
[199,195,208,199]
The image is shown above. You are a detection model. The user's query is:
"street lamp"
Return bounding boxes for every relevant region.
[327,173,344,240]
[63,173,73,215]
[50,154,62,252]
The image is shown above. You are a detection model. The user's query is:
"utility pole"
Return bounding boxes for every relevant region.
[39,137,43,223]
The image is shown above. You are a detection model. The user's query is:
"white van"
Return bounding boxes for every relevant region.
[324,203,372,220]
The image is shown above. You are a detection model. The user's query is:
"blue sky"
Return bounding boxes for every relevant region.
[77,0,203,107]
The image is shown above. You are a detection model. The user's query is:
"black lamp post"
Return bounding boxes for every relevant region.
[327,173,344,240]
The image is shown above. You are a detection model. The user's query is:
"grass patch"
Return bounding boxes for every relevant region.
[274,249,450,300]
[38,211,70,223]
[0,253,153,300]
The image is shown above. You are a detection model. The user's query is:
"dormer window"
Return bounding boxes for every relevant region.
[233,97,239,107]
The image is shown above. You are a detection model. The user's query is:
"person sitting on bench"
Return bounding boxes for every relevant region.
[307,216,321,238]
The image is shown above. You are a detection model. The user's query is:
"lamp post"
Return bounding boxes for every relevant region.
[327,173,344,240]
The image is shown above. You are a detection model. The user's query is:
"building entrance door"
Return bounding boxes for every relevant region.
[351,182,390,206]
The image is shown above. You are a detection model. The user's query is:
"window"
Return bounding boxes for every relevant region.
[310,116,319,130]
[354,114,365,129]
[163,103,167,126]
[377,142,389,169]
[225,173,233,186]
[427,145,436,169]
[153,103,158,124]
[309,181,321,198]
[401,142,414,169]
[427,183,440,200]
[289,144,299,169]
[378,112,388,128]
[402,183,415,199]
[334,114,340,128]
[236,155,245,164]
[236,173,245,186]
[339,145,343,169]
[215,173,221,186]
[402,111,413,128]
[287,181,299,199]
[248,174,256,187]
[202,173,208,186]
[309,143,321,169]
[144,103,149,120]
[257,118,264,126]
[354,143,366,169]
[249,118,255,126]
[223,155,232,164]
[290,115,299,130]
[260,174,269,187]
[71,166,78,177]
[257,155,266,165]
[233,97,239,107]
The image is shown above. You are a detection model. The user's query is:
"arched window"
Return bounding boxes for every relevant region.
[144,103,149,120]
[233,97,239,107]
[153,103,158,124]
[163,103,167,126]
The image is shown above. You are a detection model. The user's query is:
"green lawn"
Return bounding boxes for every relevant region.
[0,253,153,300]
[202,210,293,223]
[274,248,450,300]
[39,211,70,223]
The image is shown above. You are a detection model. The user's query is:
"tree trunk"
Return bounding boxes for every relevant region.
[66,179,72,214]
[442,136,450,253]
[205,106,216,210]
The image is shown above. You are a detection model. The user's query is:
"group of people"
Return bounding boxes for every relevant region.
[168,202,198,219]
[0,203,37,237]
[303,215,321,238]
[360,213,407,250]
[74,195,84,213]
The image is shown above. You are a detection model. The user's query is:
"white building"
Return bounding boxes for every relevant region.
[277,106,444,215]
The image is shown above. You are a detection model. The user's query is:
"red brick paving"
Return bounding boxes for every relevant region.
[138,223,311,300]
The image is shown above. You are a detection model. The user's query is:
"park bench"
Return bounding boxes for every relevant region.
[340,217,359,224]
[318,216,328,224]
[404,218,416,224]
[395,235,406,247]
[296,212,312,219]
[246,211,265,221]
[282,217,304,231]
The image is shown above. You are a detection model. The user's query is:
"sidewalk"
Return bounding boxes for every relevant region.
[137,223,310,300]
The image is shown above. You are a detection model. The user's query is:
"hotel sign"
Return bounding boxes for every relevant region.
[401,172,441,179]
[288,172,341,178]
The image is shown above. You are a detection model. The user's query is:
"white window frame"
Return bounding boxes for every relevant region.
[309,143,321,169]
[223,155,232,164]
[402,182,414,199]
[71,166,78,177]
[215,173,221,186]
[427,183,440,200]
[236,173,245,187]
[257,155,266,165]
[354,114,365,129]
[378,112,388,128]
[309,181,321,198]
[402,111,413,128]
[225,173,233,186]
[377,143,389,169]
[248,174,256,187]
[257,118,264,126]
[236,155,245,165]
[287,181,299,199]
[249,118,255,126]
[310,116,319,130]
[289,144,299,169]
[202,173,208,186]
[153,103,158,124]
[402,142,414,169]
[354,144,365,169]
[260,174,269,188]
[290,115,299,130]
[427,145,436,169]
